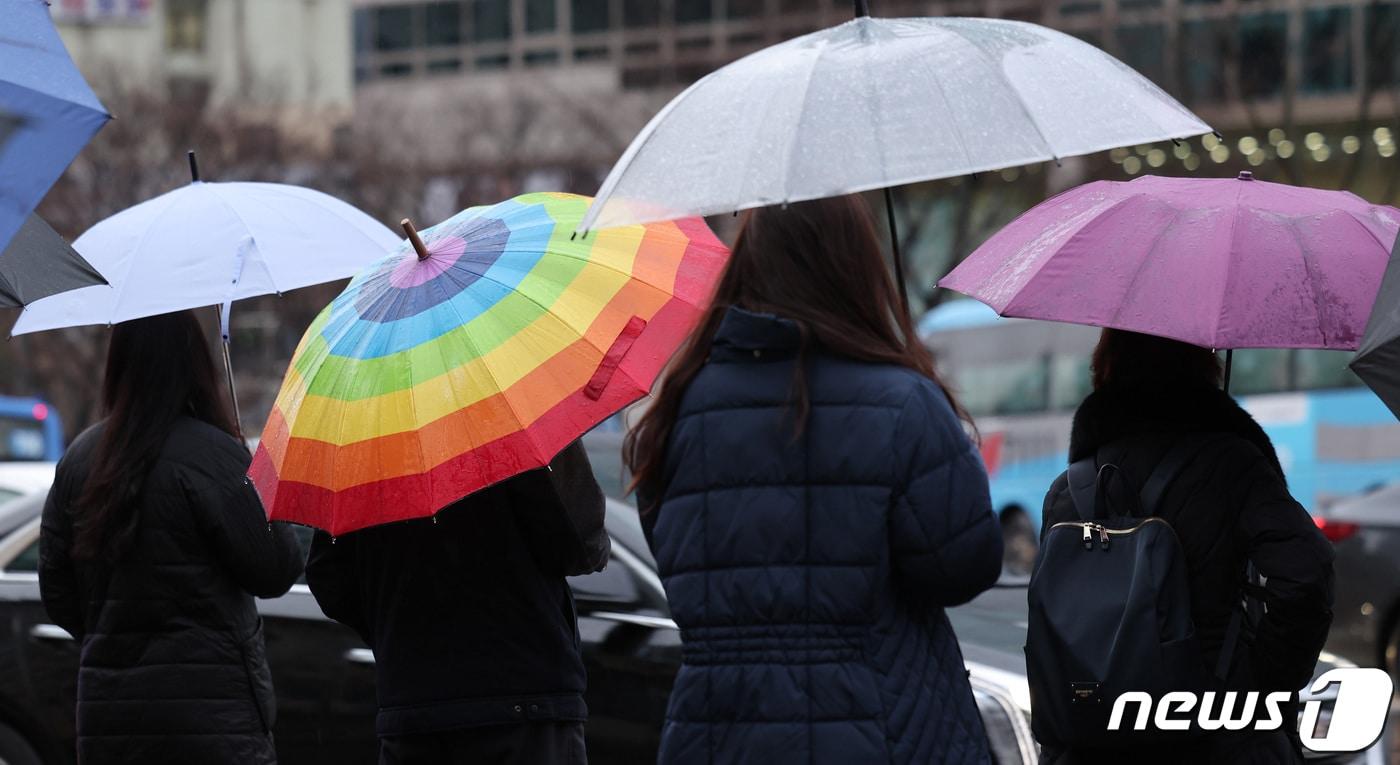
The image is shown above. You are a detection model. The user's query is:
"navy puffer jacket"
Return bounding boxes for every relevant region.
[641,308,1004,765]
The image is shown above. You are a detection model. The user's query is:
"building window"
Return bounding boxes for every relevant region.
[1117,0,1160,8]
[425,2,463,47]
[526,0,556,33]
[1238,13,1286,99]
[1116,24,1166,88]
[1303,7,1353,93]
[572,0,610,33]
[1059,2,1101,16]
[427,58,463,74]
[1366,4,1400,89]
[381,61,415,77]
[475,54,510,69]
[624,0,659,27]
[575,46,609,61]
[474,0,510,41]
[676,0,713,24]
[166,0,209,52]
[525,50,560,66]
[726,0,763,19]
[374,6,415,51]
[353,8,372,55]
[1179,20,1229,103]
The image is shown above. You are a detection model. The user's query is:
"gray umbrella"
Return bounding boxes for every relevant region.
[0,214,107,308]
[1352,233,1400,420]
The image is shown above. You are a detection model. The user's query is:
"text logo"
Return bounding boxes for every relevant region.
[1106,668,1393,753]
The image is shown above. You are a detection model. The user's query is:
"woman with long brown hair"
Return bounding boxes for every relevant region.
[38,310,304,765]
[625,195,1003,764]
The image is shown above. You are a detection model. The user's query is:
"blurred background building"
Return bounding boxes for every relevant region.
[8,0,1400,438]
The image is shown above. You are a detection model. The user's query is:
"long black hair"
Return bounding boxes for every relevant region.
[72,310,239,561]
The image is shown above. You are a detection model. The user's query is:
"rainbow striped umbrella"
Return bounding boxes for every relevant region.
[249,192,728,534]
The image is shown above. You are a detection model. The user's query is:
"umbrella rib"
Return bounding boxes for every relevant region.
[1282,218,1332,348]
[1211,183,1247,351]
[778,37,833,201]
[103,191,187,325]
[1107,206,1184,328]
[942,23,1057,160]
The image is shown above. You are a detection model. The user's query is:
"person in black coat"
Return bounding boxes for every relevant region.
[39,311,305,765]
[1036,329,1335,764]
[624,196,1004,764]
[305,440,608,765]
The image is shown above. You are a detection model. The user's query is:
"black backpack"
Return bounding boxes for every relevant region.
[1026,436,1250,750]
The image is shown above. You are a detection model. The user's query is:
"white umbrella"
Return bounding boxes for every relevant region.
[579,11,1212,303]
[14,154,401,432]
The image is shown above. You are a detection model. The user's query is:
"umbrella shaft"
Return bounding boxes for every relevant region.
[221,335,244,440]
[853,0,870,16]
[1223,349,1233,395]
[883,187,910,319]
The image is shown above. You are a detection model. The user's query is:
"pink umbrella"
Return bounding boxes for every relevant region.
[939,172,1400,352]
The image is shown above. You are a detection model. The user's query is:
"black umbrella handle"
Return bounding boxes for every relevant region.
[853,0,870,16]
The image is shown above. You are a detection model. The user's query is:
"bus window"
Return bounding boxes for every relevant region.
[1228,349,1291,396]
[1294,349,1364,391]
[0,416,49,461]
[1049,354,1092,410]
[955,358,1048,417]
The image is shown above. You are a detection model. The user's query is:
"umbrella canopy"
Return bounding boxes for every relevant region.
[579,15,1209,231]
[12,181,399,335]
[0,214,106,308]
[0,0,110,252]
[250,192,729,535]
[1351,235,1400,419]
[939,172,1400,351]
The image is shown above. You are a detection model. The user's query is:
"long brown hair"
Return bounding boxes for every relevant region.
[73,310,240,561]
[624,195,970,510]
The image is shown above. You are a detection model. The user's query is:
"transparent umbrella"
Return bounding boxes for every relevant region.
[579,6,1211,305]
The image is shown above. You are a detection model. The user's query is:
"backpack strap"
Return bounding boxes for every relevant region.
[1215,563,1263,681]
[1067,456,1099,522]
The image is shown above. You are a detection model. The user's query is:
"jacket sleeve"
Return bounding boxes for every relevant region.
[187,436,304,599]
[511,440,610,577]
[38,460,84,640]
[889,381,1003,608]
[305,530,371,644]
[1232,451,1335,693]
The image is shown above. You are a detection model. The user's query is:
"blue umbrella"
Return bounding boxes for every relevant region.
[0,0,110,253]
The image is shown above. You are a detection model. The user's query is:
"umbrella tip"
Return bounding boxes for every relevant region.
[1238,171,1254,181]
[401,218,431,261]
[187,150,200,183]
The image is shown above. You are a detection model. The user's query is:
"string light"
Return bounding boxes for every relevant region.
[1238,136,1259,154]
[1247,149,1266,166]
[1183,154,1201,171]
[1123,156,1142,174]
[1304,132,1326,151]
[1147,148,1167,167]
[1203,134,1221,150]
[1110,147,1130,162]
[1173,143,1191,159]
[1342,136,1361,154]
[1268,128,1286,146]
[1312,145,1331,162]
[1374,127,1393,145]
[1381,143,1397,158]
[1210,145,1230,163]
[1277,140,1296,158]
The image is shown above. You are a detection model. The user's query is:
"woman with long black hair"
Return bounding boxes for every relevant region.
[39,310,304,765]
[625,195,1004,764]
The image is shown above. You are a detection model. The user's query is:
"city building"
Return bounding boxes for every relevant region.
[53,0,356,141]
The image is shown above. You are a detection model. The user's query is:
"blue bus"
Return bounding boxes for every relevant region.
[0,396,64,462]
[921,300,1400,542]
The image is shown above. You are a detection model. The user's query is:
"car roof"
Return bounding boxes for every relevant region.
[0,462,55,496]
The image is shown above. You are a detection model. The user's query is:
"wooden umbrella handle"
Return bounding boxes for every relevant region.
[401,218,430,261]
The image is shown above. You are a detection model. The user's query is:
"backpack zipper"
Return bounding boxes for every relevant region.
[1049,517,1172,551]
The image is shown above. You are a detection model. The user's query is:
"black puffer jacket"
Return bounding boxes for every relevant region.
[1038,382,1335,764]
[39,418,305,765]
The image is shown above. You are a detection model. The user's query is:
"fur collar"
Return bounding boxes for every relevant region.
[1069,382,1285,479]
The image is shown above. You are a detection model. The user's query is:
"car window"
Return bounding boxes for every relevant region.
[5,539,39,574]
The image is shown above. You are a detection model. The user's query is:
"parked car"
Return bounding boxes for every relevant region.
[1318,483,1400,682]
[0,486,1037,764]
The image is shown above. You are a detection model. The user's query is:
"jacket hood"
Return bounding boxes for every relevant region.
[1069,381,1284,479]
[710,306,802,361]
